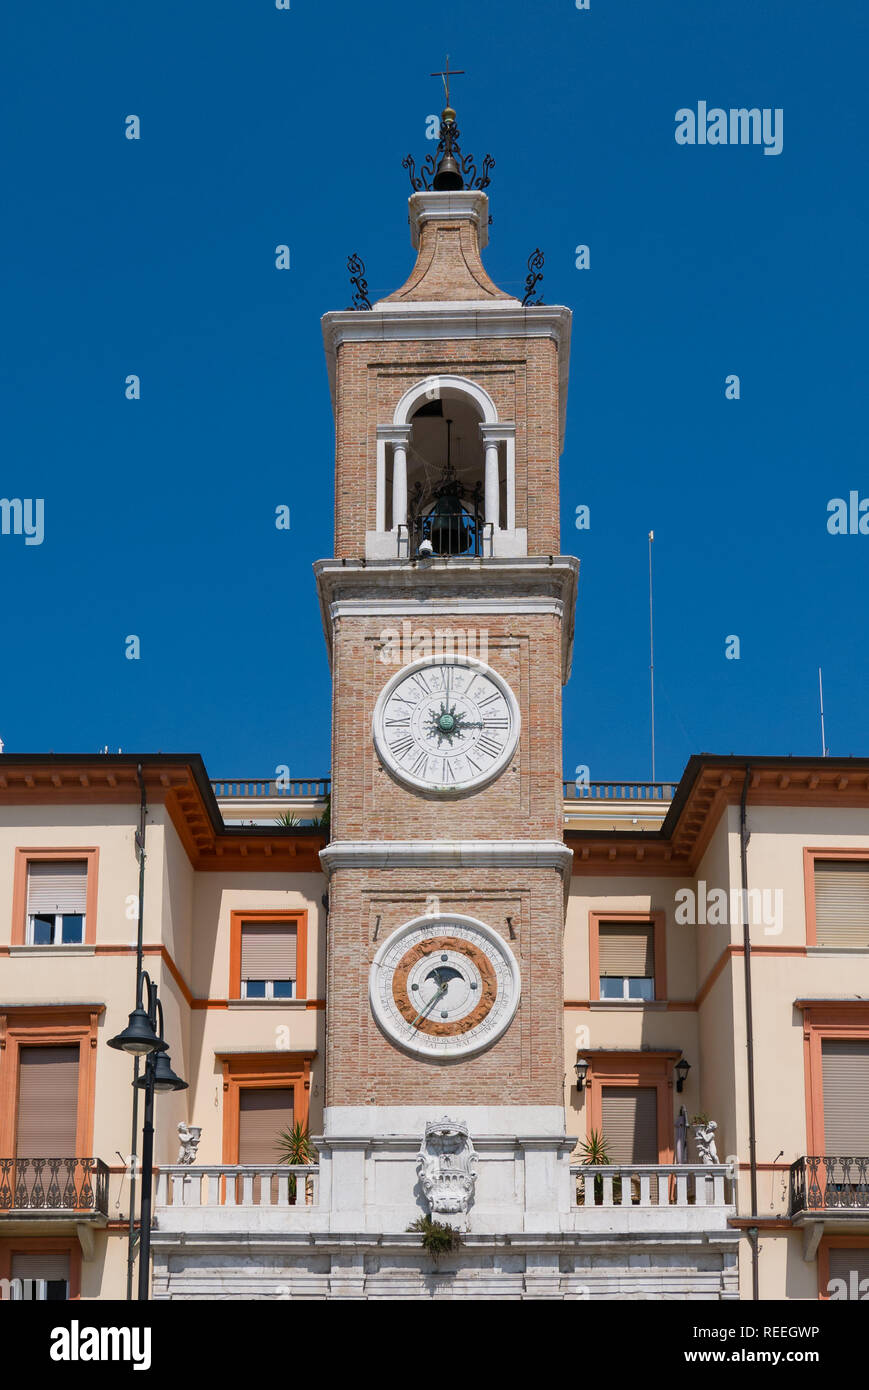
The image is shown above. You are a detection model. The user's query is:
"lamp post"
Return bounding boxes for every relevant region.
[109,970,187,1300]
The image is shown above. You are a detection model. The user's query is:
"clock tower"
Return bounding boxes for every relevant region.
[315,100,578,1235]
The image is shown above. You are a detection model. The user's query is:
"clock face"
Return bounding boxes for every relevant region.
[372,655,520,795]
[369,913,521,1061]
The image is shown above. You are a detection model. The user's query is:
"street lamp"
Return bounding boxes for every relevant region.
[675,1058,691,1093]
[574,1058,589,1090]
[109,971,187,1300]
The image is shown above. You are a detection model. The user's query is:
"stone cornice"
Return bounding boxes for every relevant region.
[312,555,580,682]
[320,840,574,875]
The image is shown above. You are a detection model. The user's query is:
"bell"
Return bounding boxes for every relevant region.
[428,493,470,555]
[433,152,463,191]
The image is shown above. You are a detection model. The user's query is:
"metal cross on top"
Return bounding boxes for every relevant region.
[430,55,465,107]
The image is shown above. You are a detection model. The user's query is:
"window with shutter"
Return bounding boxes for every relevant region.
[826,1246,869,1297]
[11,1251,70,1300]
[240,922,297,999]
[16,1047,80,1157]
[814,861,869,948]
[26,861,87,945]
[822,1040,869,1155]
[600,1086,658,1164]
[238,1088,294,1164]
[599,924,655,1000]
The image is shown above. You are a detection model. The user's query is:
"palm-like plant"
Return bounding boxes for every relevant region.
[578,1128,612,1165]
[577,1129,621,1205]
[276,1123,315,1204]
[274,810,300,828]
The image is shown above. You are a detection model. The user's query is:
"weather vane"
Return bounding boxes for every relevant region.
[430,55,464,108]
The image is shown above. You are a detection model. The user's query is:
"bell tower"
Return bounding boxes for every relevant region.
[315,94,578,1235]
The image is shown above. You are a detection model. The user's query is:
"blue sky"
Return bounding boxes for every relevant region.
[2,1,867,785]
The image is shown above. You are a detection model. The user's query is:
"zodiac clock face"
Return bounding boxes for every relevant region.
[372,655,520,796]
[369,914,521,1061]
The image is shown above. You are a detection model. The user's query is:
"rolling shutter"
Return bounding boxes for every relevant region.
[599,924,654,977]
[16,1047,79,1156]
[238,1088,293,1164]
[12,1252,70,1282]
[828,1248,869,1284]
[26,862,87,916]
[822,1040,869,1154]
[240,923,297,981]
[601,1086,658,1164]
[814,861,869,948]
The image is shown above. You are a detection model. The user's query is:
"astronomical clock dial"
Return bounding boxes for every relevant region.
[369,913,521,1061]
[372,655,520,795]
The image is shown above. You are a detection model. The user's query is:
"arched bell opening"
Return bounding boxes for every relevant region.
[405,393,488,556]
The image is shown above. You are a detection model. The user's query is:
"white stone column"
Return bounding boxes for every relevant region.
[484,439,500,528]
[479,424,516,540]
[386,425,412,530]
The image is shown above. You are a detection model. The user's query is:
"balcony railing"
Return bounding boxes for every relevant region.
[789,1156,869,1215]
[0,1158,109,1215]
[211,778,330,799]
[572,1164,734,1209]
[156,1164,319,1210]
[563,780,677,801]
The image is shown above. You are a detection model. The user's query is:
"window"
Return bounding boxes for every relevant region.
[601,1086,658,1164]
[16,1046,80,1157]
[811,858,869,948]
[11,1252,69,1300]
[26,862,87,945]
[822,1039,869,1155]
[238,1088,294,1163]
[598,923,655,1000]
[240,922,297,999]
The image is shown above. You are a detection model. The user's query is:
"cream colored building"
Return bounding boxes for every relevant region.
[0,753,867,1299]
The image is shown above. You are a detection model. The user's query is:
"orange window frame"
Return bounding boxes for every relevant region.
[800,1001,869,1154]
[803,847,869,946]
[0,1007,102,1157]
[229,909,308,1000]
[0,1237,82,1299]
[585,1051,680,1163]
[588,911,667,1001]
[817,1234,869,1300]
[219,1053,313,1162]
[11,848,99,947]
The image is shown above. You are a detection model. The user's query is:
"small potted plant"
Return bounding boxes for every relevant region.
[577,1129,622,1204]
[276,1122,315,1204]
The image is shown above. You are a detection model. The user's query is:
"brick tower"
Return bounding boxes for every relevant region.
[315,102,578,1235]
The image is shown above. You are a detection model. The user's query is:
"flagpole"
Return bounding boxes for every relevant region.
[819,667,827,757]
[649,530,656,783]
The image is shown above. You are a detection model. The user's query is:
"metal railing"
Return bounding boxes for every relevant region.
[211,778,330,799]
[789,1156,869,1214]
[572,1163,733,1208]
[398,514,495,560]
[156,1163,319,1209]
[563,781,677,802]
[0,1157,109,1215]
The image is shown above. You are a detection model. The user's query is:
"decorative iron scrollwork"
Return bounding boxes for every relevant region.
[346,253,372,311]
[521,249,545,306]
[404,118,494,193]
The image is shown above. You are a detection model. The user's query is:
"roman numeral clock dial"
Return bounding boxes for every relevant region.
[372,655,520,795]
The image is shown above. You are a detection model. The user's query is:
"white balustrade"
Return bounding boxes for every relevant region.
[156,1164,319,1210]
[571,1164,733,1210]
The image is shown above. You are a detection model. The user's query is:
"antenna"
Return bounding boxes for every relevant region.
[819,667,828,757]
[648,530,656,782]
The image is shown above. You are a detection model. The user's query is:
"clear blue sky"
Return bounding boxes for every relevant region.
[2,1,867,784]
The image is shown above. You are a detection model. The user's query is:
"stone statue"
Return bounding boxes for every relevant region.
[177,1123,202,1165]
[416,1116,478,1223]
[693,1119,719,1165]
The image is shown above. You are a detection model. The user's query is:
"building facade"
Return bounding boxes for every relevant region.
[1,111,867,1301]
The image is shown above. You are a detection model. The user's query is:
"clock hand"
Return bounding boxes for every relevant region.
[408,981,448,1030]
